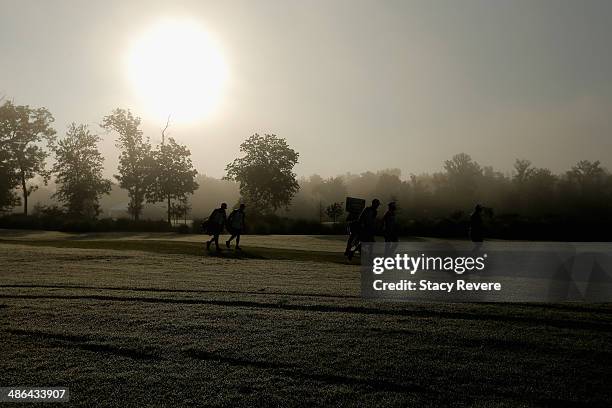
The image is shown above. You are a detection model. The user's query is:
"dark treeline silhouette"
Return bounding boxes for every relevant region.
[0,102,199,225]
[2,100,611,240]
[7,153,611,240]
[287,154,611,241]
[270,153,612,241]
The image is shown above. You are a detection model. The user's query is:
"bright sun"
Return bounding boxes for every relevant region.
[126,19,228,124]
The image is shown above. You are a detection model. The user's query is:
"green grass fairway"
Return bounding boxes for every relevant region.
[1,233,611,407]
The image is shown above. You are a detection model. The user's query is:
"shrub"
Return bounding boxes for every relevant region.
[175,224,191,234]
[0,214,174,233]
[191,218,206,234]
[1,211,611,240]
[60,218,96,233]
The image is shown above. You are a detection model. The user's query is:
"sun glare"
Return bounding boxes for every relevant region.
[126,19,228,124]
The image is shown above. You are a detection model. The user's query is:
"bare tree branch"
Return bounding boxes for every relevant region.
[161,115,171,144]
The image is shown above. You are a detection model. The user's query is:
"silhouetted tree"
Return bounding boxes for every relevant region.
[443,153,482,194]
[563,160,608,213]
[375,172,402,202]
[404,173,431,215]
[513,159,534,186]
[529,168,557,197]
[325,202,343,223]
[510,159,558,214]
[225,133,299,214]
[147,137,198,225]
[0,97,19,211]
[0,100,56,215]
[312,176,347,204]
[50,123,112,217]
[566,160,606,191]
[101,109,152,220]
[0,147,19,212]
[169,198,190,225]
[478,166,510,209]
[345,171,379,199]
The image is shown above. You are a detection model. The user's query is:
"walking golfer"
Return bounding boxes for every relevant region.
[206,203,227,252]
[226,204,246,250]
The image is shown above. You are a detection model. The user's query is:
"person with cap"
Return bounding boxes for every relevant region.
[226,203,246,250]
[347,198,381,260]
[344,215,361,259]
[359,198,381,242]
[382,202,399,256]
[206,203,227,252]
[470,204,484,243]
[382,202,399,242]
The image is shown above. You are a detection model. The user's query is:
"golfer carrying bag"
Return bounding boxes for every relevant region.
[226,204,246,250]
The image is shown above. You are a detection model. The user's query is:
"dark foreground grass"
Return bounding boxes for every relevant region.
[0,242,611,407]
[0,238,347,264]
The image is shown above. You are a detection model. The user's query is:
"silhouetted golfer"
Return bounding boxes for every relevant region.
[470,204,484,243]
[383,202,399,256]
[360,199,380,242]
[206,203,227,252]
[344,216,361,260]
[344,197,365,260]
[347,198,380,259]
[226,204,246,250]
[382,202,398,242]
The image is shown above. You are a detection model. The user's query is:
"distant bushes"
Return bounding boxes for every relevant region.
[175,223,191,234]
[0,212,346,235]
[2,208,611,241]
[191,214,345,235]
[245,214,345,235]
[0,213,173,233]
[399,213,612,241]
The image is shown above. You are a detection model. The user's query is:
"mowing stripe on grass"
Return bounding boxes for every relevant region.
[0,284,360,299]
[5,328,434,398]
[2,294,611,332]
[4,285,612,315]
[0,239,352,264]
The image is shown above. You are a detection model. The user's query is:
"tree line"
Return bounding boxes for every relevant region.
[0,101,199,224]
[2,99,611,240]
[0,100,300,225]
[290,152,612,222]
[293,153,612,218]
[282,153,612,240]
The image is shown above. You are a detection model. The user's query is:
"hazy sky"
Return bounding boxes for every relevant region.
[1,0,611,179]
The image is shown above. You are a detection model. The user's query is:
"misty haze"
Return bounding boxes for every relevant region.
[1,1,611,407]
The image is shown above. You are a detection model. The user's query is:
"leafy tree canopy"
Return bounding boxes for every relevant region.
[50,123,111,217]
[147,137,199,224]
[225,133,299,214]
[101,108,152,220]
[0,100,55,214]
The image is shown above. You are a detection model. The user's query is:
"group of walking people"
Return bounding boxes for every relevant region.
[203,198,485,257]
[344,199,399,260]
[204,203,246,252]
[343,199,486,260]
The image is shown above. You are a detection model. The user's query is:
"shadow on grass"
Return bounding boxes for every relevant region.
[0,239,355,265]
[7,328,601,406]
[6,327,432,398]
[0,284,360,299]
[2,294,611,332]
[7,328,159,360]
[4,285,612,315]
[185,348,428,395]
